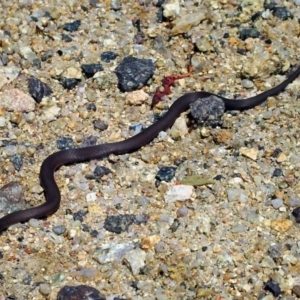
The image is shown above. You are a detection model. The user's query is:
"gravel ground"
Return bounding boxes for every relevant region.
[0,0,300,299]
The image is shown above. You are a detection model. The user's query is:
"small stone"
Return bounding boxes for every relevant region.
[81,64,103,78]
[60,78,80,90]
[241,79,254,88]
[93,119,108,131]
[264,280,281,297]
[0,181,25,212]
[126,90,149,105]
[271,148,282,158]
[56,285,105,300]
[286,197,300,207]
[27,77,52,103]
[123,249,146,275]
[56,137,74,150]
[227,188,248,202]
[93,166,111,179]
[271,198,284,209]
[270,219,293,233]
[272,168,283,177]
[171,11,206,35]
[115,57,155,92]
[61,33,72,42]
[93,242,134,264]
[190,95,225,127]
[272,6,293,20]
[156,167,176,182]
[195,36,214,53]
[0,66,20,89]
[164,185,194,203]
[276,153,287,162]
[52,225,66,235]
[10,154,23,171]
[0,117,6,127]
[240,148,258,161]
[104,214,135,234]
[213,129,232,144]
[39,283,51,295]
[63,20,81,32]
[239,28,260,40]
[140,235,161,251]
[162,2,180,18]
[101,51,118,63]
[1,88,36,112]
[292,285,300,297]
[169,116,189,140]
[29,218,40,228]
[292,207,300,223]
[196,288,215,298]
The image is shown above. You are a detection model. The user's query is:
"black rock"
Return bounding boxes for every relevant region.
[86,103,97,111]
[93,119,108,131]
[63,20,81,32]
[115,56,155,92]
[272,6,293,20]
[57,285,105,300]
[190,95,225,127]
[61,34,72,42]
[292,207,300,223]
[155,167,176,182]
[93,166,111,179]
[81,63,103,78]
[272,168,283,177]
[56,137,74,150]
[104,214,135,234]
[10,154,23,171]
[271,148,282,158]
[101,51,118,63]
[73,210,87,222]
[214,174,225,181]
[28,77,52,103]
[239,28,260,40]
[264,280,281,297]
[60,78,80,90]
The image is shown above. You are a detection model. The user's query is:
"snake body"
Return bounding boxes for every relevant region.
[0,66,299,232]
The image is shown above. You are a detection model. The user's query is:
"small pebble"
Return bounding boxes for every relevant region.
[155,166,176,182]
[272,168,283,177]
[57,137,74,150]
[264,279,281,297]
[63,20,81,32]
[39,283,51,296]
[271,198,284,209]
[52,225,66,235]
[292,207,300,223]
[241,79,254,88]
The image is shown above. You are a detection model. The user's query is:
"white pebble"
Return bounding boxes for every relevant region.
[39,283,51,295]
[164,185,194,203]
[271,198,284,209]
[29,218,40,228]
[241,79,254,89]
[0,117,6,127]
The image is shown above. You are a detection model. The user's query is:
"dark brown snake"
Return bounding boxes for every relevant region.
[0,66,299,232]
